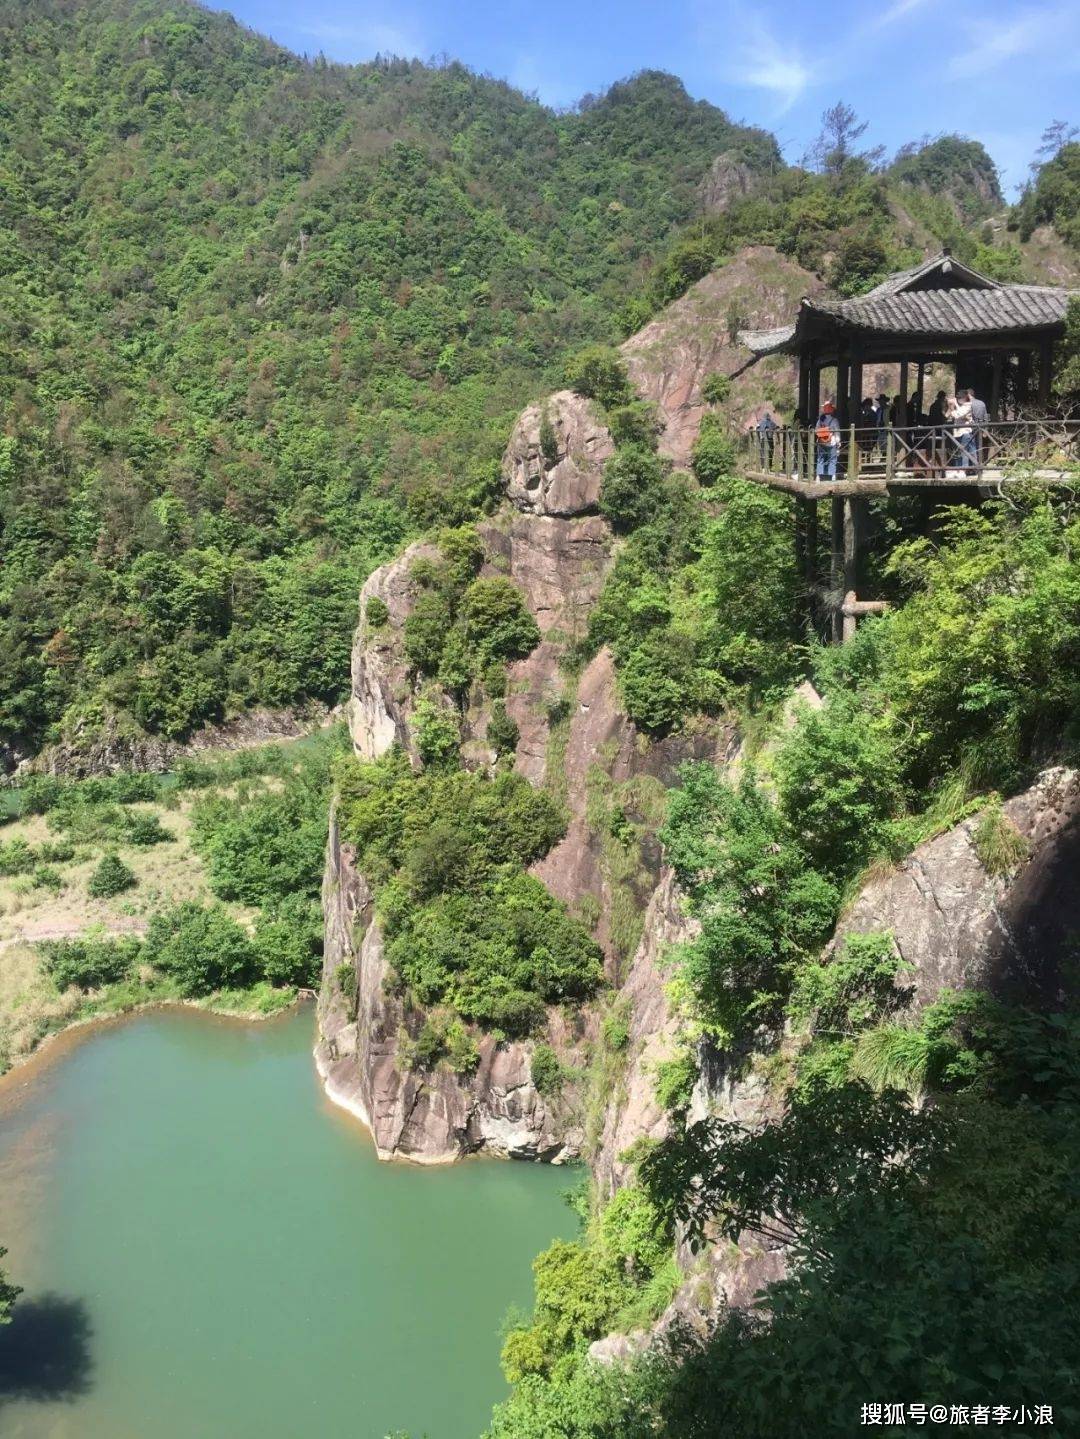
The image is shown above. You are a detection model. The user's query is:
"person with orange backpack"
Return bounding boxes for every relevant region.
[815,399,841,479]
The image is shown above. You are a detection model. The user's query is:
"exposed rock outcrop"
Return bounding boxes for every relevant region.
[621,246,824,463]
[502,389,613,517]
[12,703,334,780]
[316,807,583,1162]
[347,540,439,763]
[836,766,1080,1010]
[699,150,758,214]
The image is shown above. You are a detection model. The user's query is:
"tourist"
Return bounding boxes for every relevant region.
[815,400,841,479]
[928,389,949,472]
[968,388,988,469]
[755,409,779,469]
[947,391,976,472]
[876,393,889,452]
[859,397,877,458]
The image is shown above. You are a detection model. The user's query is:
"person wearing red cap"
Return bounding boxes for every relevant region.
[814,399,841,479]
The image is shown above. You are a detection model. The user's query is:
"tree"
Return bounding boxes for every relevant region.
[87,853,137,899]
[0,1250,20,1325]
[807,102,883,180]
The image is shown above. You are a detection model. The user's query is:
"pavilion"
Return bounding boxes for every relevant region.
[736,252,1080,640]
[742,250,1077,434]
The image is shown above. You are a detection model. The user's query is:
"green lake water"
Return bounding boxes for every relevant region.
[0,1007,577,1439]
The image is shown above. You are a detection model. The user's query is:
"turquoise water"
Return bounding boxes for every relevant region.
[0,1008,576,1439]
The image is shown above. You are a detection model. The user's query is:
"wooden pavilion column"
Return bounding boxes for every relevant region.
[797,355,811,426]
[897,358,909,426]
[1039,337,1054,406]
[830,496,845,643]
[990,352,1004,420]
[916,359,926,419]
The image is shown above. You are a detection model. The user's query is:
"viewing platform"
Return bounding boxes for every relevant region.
[740,418,1080,498]
[734,251,1079,640]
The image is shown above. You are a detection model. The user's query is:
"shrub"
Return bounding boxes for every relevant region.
[788,932,909,1037]
[971,798,1030,877]
[366,595,389,628]
[87,853,136,898]
[531,1042,564,1096]
[690,414,737,485]
[411,696,461,770]
[653,1051,699,1114]
[607,402,662,450]
[41,935,141,990]
[123,811,173,845]
[598,446,671,533]
[564,346,632,408]
[403,590,453,675]
[143,902,258,995]
[335,960,357,1003]
[661,766,839,1039]
[538,406,559,468]
[775,694,904,882]
[487,701,520,758]
[336,756,599,1036]
[701,372,732,406]
[459,577,539,669]
[252,898,322,986]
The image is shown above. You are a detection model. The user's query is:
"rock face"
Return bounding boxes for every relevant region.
[699,150,758,213]
[348,540,439,763]
[502,389,613,517]
[11,703,332,780]
[316,807,582,1162]
[621,246,824,464]
[836,766,1080,1011]
[592,868,692,1197]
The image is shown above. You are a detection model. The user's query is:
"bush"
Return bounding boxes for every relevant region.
[366,595,389,628]
[336,754,600,1037]
[971,798,1030,877]
[564,346,632,408]
[531,1043,564,1096]
[486,701,520,758]
[701,372,731,406]
[123,811,173,845]
[690,413,737,485]
[87,853,136,898]
[459,577,539,669]
[411,696,461,770]
[607,402,662,450]
[144,902,258,996]
[598,446,671,533]
[661,765,839,1039]
[41,934,141,991]
[775,693,904,881]
[252,897,322,986]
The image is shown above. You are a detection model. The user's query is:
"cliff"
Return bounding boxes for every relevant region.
[316,808,582,1162]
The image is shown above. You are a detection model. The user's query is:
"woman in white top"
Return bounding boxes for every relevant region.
[947,392,976,471]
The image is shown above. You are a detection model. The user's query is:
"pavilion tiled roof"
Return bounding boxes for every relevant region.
[739,252,1078,356]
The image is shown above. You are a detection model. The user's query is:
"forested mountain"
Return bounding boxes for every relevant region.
[0,0,781,758]
[0,0,1066,763]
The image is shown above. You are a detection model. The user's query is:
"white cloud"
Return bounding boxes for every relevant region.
[285,13,424,59]
[948,3,1076,79]
[696,2,810,113]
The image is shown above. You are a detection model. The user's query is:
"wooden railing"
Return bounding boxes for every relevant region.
[742,419,1080,483]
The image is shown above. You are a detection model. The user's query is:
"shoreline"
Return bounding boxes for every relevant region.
[0,991,311,1097]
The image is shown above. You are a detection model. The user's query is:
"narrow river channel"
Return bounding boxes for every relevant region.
[0,1006,576,1439]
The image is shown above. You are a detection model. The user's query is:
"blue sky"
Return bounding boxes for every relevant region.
[215,0,1079,195]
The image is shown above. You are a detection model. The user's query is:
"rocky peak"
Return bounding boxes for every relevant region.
[502,389,613,517]
[699,150,757,213]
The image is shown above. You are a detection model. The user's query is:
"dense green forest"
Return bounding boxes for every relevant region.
[3,0,1067,764]
[0,0,776,758]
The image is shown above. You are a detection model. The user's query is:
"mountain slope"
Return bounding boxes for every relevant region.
[0,0,779,762]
